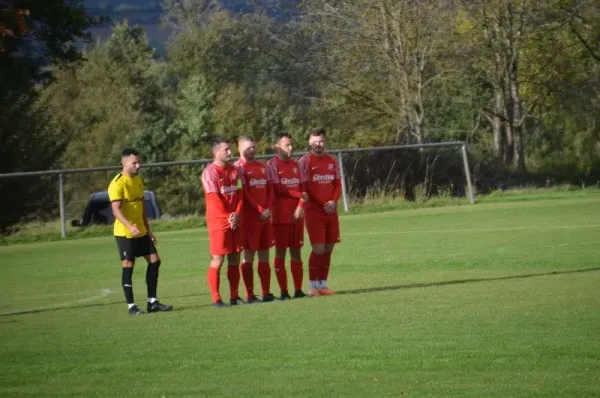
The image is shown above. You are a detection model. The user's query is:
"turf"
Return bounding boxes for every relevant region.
[1,197,599,396]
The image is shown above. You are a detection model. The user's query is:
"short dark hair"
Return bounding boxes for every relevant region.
[309,127,326,137]
[277,132,292,143]
[211,137,229,152]
[121,148,140,157]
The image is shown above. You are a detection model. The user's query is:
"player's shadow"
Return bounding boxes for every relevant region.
[336,267,600,296]
[0,292,211,317]
[0,300,125,317]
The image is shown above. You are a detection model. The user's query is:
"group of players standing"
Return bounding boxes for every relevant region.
[108,127,342,314]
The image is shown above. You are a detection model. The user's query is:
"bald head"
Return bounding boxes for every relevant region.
[238,135,256,161]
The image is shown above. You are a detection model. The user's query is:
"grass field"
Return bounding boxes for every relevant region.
[1,196,600,396]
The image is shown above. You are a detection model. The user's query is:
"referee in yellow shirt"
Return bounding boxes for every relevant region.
[108,148,172,315]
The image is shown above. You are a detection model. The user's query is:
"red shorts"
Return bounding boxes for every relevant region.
[305,210,340,245]
[208,228,242,255]
[242,221,274,251]
[273,221,305,250]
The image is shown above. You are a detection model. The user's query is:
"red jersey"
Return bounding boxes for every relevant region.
[201,162,243,231]
[299,152,342,212]
[234,159,273,222]
[266,156,304,224]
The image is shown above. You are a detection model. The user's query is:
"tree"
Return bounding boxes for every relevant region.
[0,0,93,233]
[34,21,170,212]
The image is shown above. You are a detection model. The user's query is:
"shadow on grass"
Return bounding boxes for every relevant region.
[0,292,211,317]
[3,268,598,316]
[0,300,125,317]
[336,267,600,296]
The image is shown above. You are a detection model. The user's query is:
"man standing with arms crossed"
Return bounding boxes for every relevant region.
[266,133,308,299]
[235,136,276,303]
[201,138,244,306]
[299,127,342,296]
[109,148,173,315]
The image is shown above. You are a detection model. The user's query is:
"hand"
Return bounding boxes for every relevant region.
[293,206,304,221]
[260,209,271,221]
[129,224,141,237]
[228,212,240,230]
[301,192,309,202]
[149,233,157,244]
[324,200,336,215]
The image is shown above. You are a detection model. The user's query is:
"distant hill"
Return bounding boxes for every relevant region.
[83,0,301,25]
[83,0,301,56]
[84,1,162,25]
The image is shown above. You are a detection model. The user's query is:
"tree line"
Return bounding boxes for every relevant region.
[1,0,599,232]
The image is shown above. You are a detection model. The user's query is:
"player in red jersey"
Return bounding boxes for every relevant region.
[201,137,244,307]
[234,136,276,303]
[299,127,342,296]
[266,132,308,299]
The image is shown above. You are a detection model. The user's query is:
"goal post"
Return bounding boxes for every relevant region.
[331,141,475,212]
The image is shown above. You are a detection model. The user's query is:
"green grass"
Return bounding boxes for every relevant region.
[347,185,600,214]
[0,215,207,246]
[1,196,600,396]
[5,187,600,246]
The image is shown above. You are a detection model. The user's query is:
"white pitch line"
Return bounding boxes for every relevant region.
[0,288,113,316]
[343,223,600,236]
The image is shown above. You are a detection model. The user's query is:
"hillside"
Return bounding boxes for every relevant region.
[83,0,300,25]
[83,0,301,55]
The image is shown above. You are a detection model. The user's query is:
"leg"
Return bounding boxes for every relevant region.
[274,247,289,298]
[273,223,291,298]
[319,243,335,293]
[115,237,143,314]
[139,234,172,312]
[207,229,232,306]
[241,248,256,300]
[289,247,306,298]
[240,222,256,300]
[208,254,225,305]
[257,248,274,301]
[319,213,340,294]
[144,253,161,302]
[275,248,287,260]
[305,210,327,296]
[308,243,326,296]
[226,251,242,304]
[311,243,325,255]
[121,258,137,309]
[143,250,172,312]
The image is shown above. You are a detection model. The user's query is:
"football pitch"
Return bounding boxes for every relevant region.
[1,197,599,396]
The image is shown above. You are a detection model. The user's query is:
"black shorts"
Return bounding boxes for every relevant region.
[115,235,157,261]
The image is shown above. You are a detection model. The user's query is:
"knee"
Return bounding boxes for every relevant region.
[122,260,134,268]
[312,245,325,256]
[257,250,269,263]
[275,249,287,260]
[290,252,301,261]
[211,255,225,268]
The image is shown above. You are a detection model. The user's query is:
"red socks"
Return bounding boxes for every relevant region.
[274,257,288,293]
[240,262,254,298]
[290,259,303,291]
[207,267,221,303]
[308,252,323,283]
[227,265,240,300]
[309,251,332,285]
[322,252,332,281]
[257,261,271,296]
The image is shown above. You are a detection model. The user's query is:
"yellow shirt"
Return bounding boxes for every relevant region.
[107,173,147,238]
